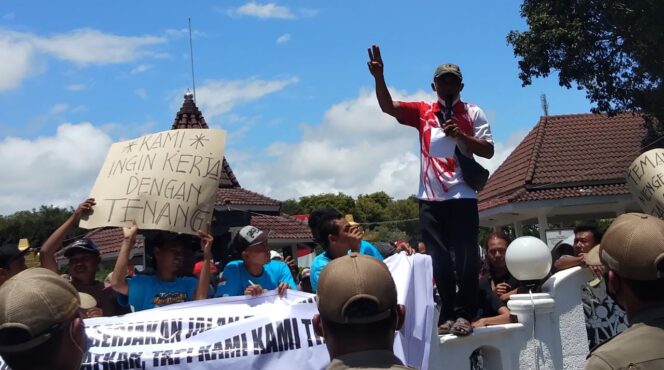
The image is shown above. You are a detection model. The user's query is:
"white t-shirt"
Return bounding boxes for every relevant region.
[396,99,493,201]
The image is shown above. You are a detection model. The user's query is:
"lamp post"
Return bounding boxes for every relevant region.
[506,236,552,291]
[505,236,559,369]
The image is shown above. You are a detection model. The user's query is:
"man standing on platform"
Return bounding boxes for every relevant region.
[368,45,494,336]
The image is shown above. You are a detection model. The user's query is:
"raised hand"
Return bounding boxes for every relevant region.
[74,198,96,220]
[122,221,138,242]
[394,241,415,255]
[349,225,363,252]
[198,225,214,261]
[367,44,384,78]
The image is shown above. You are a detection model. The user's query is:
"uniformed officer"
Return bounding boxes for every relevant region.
[313,253,415,370]
[585,213,664,369]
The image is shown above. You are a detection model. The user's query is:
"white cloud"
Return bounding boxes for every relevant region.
[66,83,86,91]
[230,88,429,200]
[230,88,518,202]
[0,34,35,91]
[298,9,320,18]
[71,105,87,113]
[130,64,152,74]
[32,29,165,65]
[48,103,69,115]
[0,123,113,215]
[184,77,299,120]
[229,2,295,19]
[0,28,166,91]
[134,88,148,99]
[276,33,291,44]
[163,28,206,39]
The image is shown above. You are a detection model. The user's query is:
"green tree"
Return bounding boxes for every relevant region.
[298,193,357,215]
[281,199,305,215]
[355,192,392,224]
[507,0,664,147]
[364,224,408,243]
[0,205,83,248]
[385,196,420,237]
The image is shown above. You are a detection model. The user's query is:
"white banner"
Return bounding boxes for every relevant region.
[0,253,434,370]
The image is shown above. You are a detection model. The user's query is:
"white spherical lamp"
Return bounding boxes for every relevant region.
[505,236,552,282]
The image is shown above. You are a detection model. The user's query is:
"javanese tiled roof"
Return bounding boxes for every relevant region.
[251,214,313,241]
[57,227,143,259]
[215,188,281,207]
[478,113,646,211]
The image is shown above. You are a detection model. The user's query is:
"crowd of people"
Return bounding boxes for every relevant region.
[0,48,663,370]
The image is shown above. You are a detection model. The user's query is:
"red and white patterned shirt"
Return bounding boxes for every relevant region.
[395,98,493,201]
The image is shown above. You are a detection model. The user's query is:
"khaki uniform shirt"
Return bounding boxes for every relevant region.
[585,305,664,369]
[327,350,416,370]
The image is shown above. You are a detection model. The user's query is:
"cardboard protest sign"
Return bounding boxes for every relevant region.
[80,129,226,235]
[626,148,664,218]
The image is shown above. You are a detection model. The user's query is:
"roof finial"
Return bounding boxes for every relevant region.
[540,94,549,118]
[184,89,194,100]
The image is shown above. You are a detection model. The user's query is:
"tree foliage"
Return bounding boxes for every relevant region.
[297,193,357,216]
[0,205,82,248]
[282,192,420,242]
[507,0,664,147]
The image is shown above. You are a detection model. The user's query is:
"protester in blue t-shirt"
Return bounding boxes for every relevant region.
[111,223,214,312]
[215,225,297,297]
[307,208,384,292]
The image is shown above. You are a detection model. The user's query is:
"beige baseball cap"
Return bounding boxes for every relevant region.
[434,63,463,81]
[0,268,80,352]
[598,213,664,280]
[316,253,397,324]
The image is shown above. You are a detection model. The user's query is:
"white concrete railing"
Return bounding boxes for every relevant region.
[428,267,592,370]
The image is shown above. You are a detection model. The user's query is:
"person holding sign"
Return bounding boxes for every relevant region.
[214,226,297,297]
[40,198,129,316]
[111,224,214,311]
[368,45,494,336]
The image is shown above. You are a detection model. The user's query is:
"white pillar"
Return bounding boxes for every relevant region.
[538,214,548,242]
[514,222,523,237]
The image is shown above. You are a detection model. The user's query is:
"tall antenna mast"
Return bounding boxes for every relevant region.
[188,17,197,102]
[540,94,549,118]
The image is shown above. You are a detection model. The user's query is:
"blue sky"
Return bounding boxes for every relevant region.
[0,1,593,214]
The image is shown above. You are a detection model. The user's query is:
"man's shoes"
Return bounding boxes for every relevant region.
[438,319,455,335]
[450,317,473,336]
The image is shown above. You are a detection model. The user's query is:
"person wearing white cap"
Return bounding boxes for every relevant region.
[214,225,297,297]
[270,250,283,261]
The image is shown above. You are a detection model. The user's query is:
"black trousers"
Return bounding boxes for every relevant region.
[420,198,479,322]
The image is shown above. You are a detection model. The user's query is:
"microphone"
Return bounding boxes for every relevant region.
[444,95,454,121]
